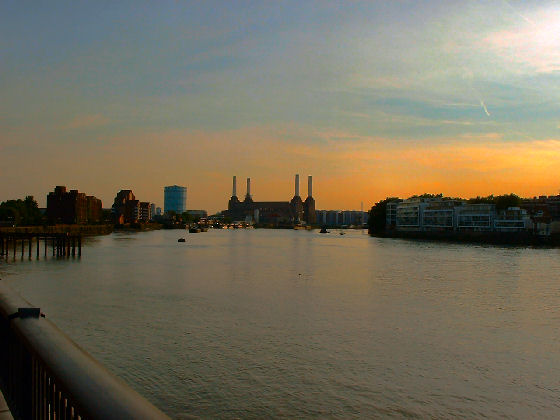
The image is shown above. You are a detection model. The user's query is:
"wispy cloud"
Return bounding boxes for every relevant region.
[61,114,110,130]
[484,6,560,73]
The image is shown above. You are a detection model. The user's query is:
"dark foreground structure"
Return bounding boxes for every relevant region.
[225,175,316,226]
[0,283,169,420]
[47,186,102,225]
[0,232,82,260]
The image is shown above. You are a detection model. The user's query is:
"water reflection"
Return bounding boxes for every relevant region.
[2,229,559,419]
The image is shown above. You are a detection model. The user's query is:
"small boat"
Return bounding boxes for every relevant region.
[189,227,201,233]
[178,238,186,242]
[319,226,329,234]
[339,231,345,235]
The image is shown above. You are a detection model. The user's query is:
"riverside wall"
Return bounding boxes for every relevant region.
[0,225,114,236]
[370,229,560,246]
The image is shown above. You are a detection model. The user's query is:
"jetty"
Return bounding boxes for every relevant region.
[0,232,82,259]
[0,225,112,260]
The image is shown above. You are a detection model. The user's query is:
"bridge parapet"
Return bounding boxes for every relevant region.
[0,283,169,420]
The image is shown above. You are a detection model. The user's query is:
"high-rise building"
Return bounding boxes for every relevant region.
[164,185,187,214]
[47,186,102,224]
[139,202,152,222]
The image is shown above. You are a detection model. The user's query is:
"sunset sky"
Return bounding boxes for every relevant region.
[2,1,560,212]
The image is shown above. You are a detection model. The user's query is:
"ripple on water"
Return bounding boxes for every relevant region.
[3,229,560,419]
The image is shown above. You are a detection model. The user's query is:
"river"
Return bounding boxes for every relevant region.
[1,229,559,418]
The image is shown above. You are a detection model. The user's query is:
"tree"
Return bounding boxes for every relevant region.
[467,194,522,211]
[494,193,522,212]
[368,197,399,234]
[408,193,442,200]
[0,196,42,226]
[468,195,494,204]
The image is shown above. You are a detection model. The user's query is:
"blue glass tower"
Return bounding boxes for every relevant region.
[164,185,187,214]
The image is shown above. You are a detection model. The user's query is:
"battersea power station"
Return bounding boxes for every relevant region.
[225,175,316,226]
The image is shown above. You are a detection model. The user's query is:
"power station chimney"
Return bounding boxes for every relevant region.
[232,176,237,197]
[295,174,300,197]
[246,177,251,197]
[308,175,313,197]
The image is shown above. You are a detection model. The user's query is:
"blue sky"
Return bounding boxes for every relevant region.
[2,1,560,211]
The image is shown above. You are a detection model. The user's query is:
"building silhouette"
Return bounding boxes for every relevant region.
[139,202,152,222]
[164,185,187,214]
[47,186,102,224]
[112,190,139,224]
[225,174,316,225]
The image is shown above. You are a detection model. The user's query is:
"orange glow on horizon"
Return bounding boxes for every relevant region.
[2,125,560,212]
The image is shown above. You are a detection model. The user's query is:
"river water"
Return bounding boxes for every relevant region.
[1,229,559,418]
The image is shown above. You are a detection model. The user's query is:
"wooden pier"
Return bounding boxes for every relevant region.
[0,232,82,260]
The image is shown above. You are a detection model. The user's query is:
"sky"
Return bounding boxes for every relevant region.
[2,0,560,212]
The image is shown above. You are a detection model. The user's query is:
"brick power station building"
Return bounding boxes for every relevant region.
[225,175,316,225]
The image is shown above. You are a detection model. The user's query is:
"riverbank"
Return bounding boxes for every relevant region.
[370,229,560,246]
[0,225,113,236]
[114,223,162,232]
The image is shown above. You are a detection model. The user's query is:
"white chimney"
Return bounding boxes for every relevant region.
[295,174,300,197]
[308,175,313,197]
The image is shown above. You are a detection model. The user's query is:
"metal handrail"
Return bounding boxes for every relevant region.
[0,282,170,420]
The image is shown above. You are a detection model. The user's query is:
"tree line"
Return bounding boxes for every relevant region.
[0,196,43,226]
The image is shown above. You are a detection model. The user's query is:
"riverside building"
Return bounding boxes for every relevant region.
[385,200,402,229]
[455,204,495,232]
[225,174,316,225]
[47,186,102,224]
[316,210,369,227]
[164,185,187,214]
[392,198,531,233]
[112,190,139,224]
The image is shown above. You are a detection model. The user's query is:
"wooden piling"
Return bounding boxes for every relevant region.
[0,232,87,260]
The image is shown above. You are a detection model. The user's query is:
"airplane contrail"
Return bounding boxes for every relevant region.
[502,0,535,26]
[479,99,491,117]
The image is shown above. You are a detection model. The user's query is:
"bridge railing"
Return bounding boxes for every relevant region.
[0,282,170,420]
